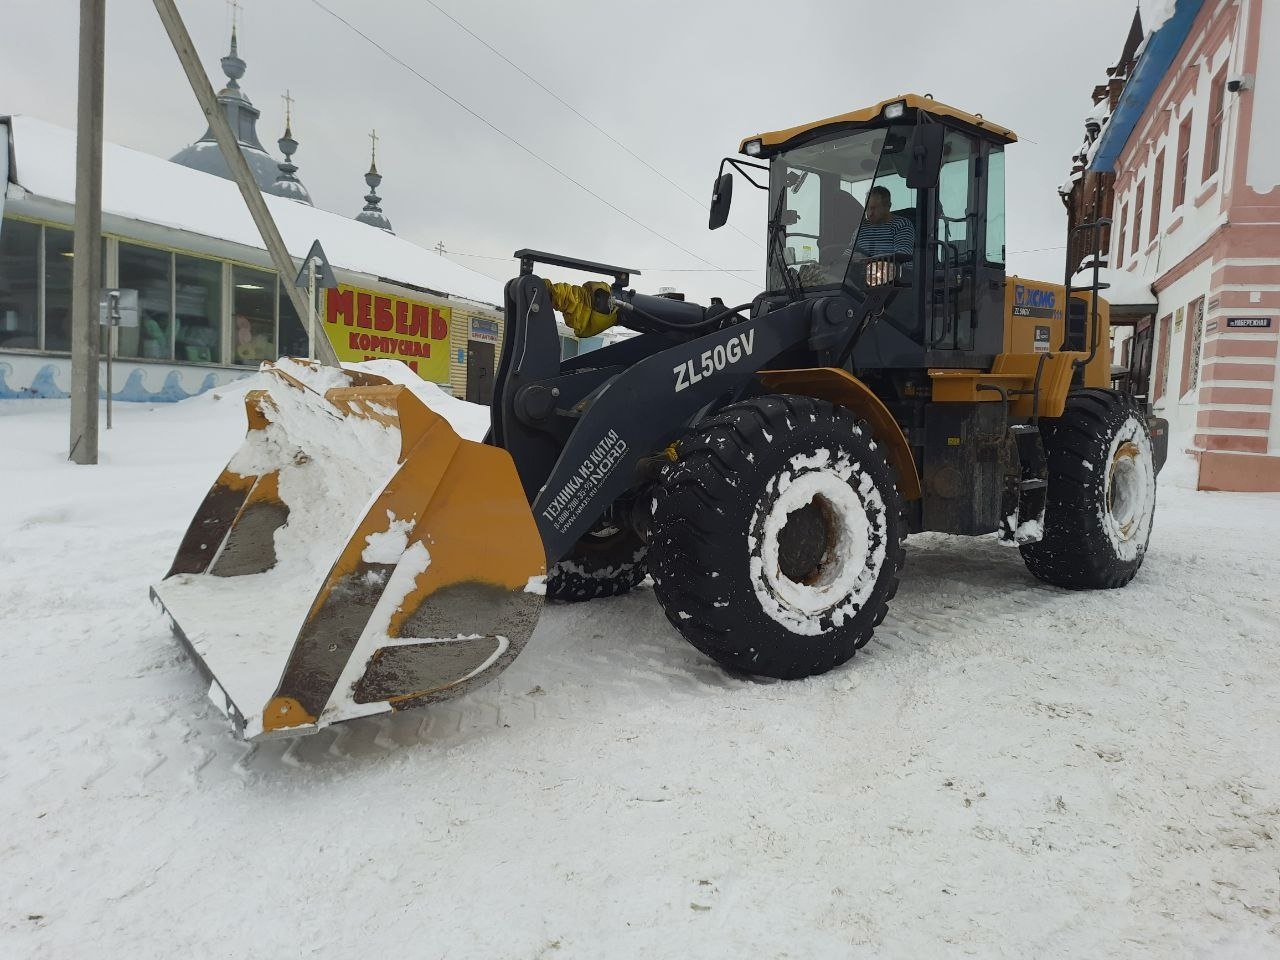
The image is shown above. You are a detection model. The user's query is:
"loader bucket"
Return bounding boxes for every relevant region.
[151,360,546,740]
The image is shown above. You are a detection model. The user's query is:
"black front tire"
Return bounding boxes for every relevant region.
[545,525,648,603]
[1020,388,1158,589]
[649,395,906,679]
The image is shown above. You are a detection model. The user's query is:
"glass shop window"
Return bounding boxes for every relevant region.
[232,266,277,366]
[175,254,223,364]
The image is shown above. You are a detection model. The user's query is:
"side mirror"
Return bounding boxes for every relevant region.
[709,172,734,230]
[905,125,945,189]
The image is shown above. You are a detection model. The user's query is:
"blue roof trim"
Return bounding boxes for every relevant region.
[1089,0,1206,173]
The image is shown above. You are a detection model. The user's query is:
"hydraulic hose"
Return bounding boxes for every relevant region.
[612,291,753,336]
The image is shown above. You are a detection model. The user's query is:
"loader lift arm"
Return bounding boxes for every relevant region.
[490,251,897,566]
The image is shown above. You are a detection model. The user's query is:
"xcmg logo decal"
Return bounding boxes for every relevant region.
[1015,285,1056,310]
[1013,284,1062,319]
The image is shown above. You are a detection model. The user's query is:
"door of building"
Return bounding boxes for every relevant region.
[1127,315,1155,409]
[466,340,496,405]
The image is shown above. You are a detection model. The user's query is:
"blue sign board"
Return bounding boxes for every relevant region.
[470,318,500,342]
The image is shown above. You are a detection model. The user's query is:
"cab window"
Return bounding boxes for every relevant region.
[784,167,821,265]
[985,146,1006,264]
[936,131,974,253]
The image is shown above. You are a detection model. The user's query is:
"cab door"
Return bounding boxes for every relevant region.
[923,131,1007,363]
[925,130,978,355]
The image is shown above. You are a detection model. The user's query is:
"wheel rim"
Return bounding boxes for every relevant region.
[753,461,884,629]
[776,495,841,585]
[1100,418,1156,561]
[1106,440,1143,540]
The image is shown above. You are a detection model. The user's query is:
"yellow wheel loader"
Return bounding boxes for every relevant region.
[153,95,1169,740]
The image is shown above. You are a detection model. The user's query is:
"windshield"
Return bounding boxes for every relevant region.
[765,123,918,293]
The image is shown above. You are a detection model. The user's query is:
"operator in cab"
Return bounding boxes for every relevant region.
[855,185,915,257]
[802,184,915,286]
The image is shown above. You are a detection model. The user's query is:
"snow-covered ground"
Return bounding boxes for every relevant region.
[1,370,1278,959]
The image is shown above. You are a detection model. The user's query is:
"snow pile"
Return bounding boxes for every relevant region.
[346,358,491,441]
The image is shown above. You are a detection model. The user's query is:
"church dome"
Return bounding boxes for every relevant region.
[170,27,307,199]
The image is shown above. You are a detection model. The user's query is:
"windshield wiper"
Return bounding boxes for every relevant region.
[766,187,803,301]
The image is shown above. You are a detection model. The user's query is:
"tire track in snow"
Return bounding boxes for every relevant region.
[8,525,1264,795]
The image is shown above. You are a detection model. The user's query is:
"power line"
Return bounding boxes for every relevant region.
[441,249,757,272]
[419,0,762,251]
[1007,244,1067,254]
[306,0,757,290]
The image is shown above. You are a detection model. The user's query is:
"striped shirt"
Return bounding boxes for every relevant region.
[853,216,915,257]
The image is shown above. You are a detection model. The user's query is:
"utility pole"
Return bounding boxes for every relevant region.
[68,0,106,465]
[150,0,339,367]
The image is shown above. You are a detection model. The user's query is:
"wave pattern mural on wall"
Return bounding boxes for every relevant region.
[0,358,245,401]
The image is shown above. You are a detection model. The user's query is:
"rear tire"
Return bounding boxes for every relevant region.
[649,395,905,679]
[545,524,647,603]
[1020,389,1157,589]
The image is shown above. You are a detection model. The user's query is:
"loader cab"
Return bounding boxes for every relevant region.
[739,96,1015,371]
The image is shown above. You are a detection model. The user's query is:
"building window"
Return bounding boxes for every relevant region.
[175,254,222,364]
[118,242,173,360]
[1180,296,1205,398]
[1149,151,1164,244]
[278,283,311,358]
[0,217,41,350]
[1154,313,1172,403]
[43,225,76,352]
[1174,114,1193,207]
[1,218,110,355]
[1204,65,1227,180]
[1132,182,1145,256]
[1116,203,1128,268]
[232,265,277,366]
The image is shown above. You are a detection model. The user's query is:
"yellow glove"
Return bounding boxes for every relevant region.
[548,280,618,337]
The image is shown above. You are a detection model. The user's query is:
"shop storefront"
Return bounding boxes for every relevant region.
[1,115,507,403]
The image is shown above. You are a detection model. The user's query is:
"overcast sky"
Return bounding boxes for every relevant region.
[2,0,1137,304]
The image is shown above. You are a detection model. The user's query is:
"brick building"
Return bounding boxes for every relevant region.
[1069,0,1280,492]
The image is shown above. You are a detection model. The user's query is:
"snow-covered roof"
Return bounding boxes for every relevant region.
[1090,0,1207,173]
[1138,0,1178,34]
[2,115,503,308]
[1073,266,1157,308]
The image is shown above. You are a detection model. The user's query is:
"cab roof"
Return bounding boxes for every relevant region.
[740,94,1018,155]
